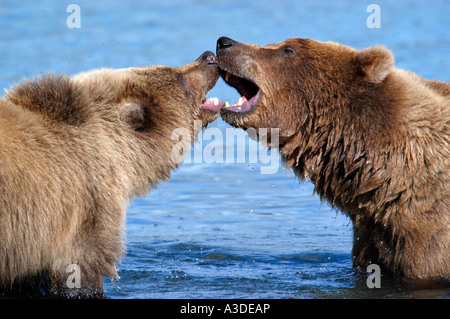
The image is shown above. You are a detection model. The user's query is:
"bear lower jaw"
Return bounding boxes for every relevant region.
[223,90,261,113]
[219,68,261,113]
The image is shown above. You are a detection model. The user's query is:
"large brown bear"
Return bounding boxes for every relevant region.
[215,36,450,286]
[0,51,222,298]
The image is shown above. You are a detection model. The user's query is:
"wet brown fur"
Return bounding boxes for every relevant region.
[218,38,450,284]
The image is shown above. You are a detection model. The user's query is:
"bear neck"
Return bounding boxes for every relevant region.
[279,93,403,220]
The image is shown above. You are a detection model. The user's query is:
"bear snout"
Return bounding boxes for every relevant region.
[216,36,237,53]
[197,51,217,65]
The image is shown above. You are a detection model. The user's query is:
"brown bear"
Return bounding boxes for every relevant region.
[0,51,223,298]
[215,36,450,286]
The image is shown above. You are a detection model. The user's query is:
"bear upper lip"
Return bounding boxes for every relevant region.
[218,68,261,113]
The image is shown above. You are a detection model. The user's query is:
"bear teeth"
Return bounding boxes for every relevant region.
[204,97,221,106]
[225,71,232,82]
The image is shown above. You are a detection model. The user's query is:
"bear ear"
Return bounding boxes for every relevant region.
[356,45,394,83]
[118,101,145,130]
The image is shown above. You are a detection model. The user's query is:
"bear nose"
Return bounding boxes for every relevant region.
[216,36,237,54]
[198,51,216,64]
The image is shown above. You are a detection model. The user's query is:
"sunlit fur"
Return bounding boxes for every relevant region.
[0,53,219,298]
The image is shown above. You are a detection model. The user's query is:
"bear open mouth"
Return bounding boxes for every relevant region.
[219,69,260,113]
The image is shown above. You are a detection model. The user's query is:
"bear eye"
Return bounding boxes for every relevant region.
[281,46,296,56]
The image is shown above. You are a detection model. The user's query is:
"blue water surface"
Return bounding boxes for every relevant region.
[0,0,448,299]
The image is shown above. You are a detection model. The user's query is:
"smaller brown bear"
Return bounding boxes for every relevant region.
[0,51,222,298]
[216,36,450,286]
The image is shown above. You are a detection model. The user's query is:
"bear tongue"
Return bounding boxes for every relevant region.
[202,97,224,113]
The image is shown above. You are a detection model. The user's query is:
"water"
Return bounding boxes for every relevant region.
[0,0,449,299]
